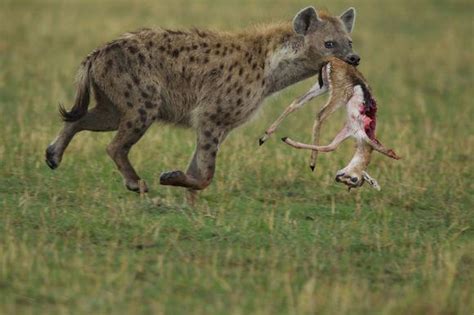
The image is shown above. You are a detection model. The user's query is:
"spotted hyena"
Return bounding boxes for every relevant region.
[45,6,359,193]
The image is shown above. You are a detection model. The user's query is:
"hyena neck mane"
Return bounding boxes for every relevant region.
[239,23,320,96]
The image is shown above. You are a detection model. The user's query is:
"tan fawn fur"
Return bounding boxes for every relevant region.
[46,7,358,194]
[262,57,399,189]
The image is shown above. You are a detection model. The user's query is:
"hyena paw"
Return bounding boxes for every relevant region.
[125,179,148,193]
[159,170,187,186]
[45,145,61,170]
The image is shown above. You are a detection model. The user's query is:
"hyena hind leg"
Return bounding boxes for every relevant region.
[45,107,120,169]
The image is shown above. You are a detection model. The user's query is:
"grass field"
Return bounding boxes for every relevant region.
[1,0,473,314]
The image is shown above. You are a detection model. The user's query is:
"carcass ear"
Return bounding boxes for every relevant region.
[339,7,356,33]
[362,171,381,191]
[293,7,321,35]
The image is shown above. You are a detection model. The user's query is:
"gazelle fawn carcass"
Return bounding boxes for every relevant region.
[261,57,400,190]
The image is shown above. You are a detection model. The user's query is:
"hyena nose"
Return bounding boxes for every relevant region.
[347,54,360,66]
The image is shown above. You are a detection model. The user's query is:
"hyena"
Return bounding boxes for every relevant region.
[45,6,359,193]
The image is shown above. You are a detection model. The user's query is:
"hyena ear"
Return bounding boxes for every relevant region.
[293,6,321,35]
[339,7,356,33]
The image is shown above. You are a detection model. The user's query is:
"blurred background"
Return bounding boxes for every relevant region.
[0,1,473,314]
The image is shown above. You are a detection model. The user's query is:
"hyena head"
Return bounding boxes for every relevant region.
[293,6,360,66]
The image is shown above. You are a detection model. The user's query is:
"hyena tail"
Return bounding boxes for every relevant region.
[59,58,92,122]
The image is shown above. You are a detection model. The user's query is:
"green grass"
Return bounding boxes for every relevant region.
[1,0,473,314]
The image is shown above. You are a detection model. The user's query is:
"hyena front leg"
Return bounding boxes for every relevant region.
[160,127,227,190]
[106,113,154,193]
[46,107,120,169]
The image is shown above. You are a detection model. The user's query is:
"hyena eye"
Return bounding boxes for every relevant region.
[348,40,353,48]
[324,41,335,49]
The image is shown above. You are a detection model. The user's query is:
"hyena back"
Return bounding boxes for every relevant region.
[46,6,358,193]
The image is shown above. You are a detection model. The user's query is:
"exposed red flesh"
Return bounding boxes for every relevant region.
[359,94,378,141]
[358,95,400,160]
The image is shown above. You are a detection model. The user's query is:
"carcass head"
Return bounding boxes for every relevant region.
[332,85,399,191]
[334,140,381,190]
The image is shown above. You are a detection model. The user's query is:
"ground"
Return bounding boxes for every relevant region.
[0,0,473,314]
